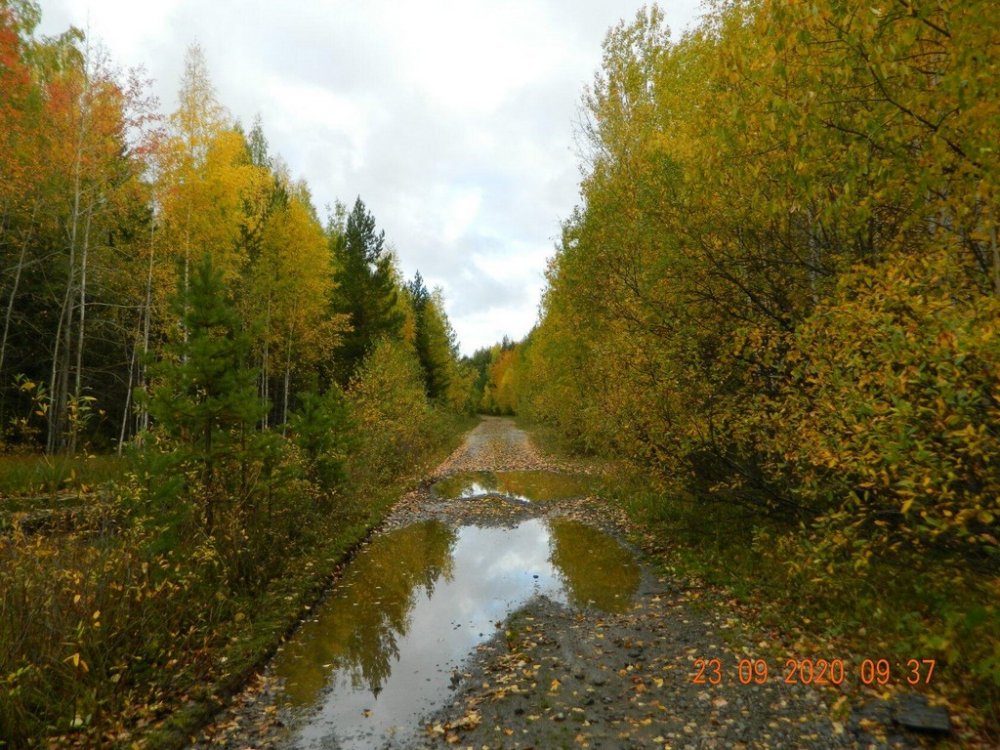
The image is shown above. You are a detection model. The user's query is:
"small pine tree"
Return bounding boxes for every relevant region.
[288,386,353,491]
[148,253,263,531]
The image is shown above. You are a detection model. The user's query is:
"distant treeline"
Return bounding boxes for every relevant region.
[467,335,518,415]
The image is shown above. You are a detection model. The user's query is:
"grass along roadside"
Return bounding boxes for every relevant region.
[610,470,997,745]
[0,454,125,505]
[510,415,609,475]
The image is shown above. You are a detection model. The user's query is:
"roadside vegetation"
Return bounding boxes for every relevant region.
[0,2,477,745]
[489,0,999,733]
[0,454,123,503]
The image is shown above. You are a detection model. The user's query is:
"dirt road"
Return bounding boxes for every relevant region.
[190,417,921,749]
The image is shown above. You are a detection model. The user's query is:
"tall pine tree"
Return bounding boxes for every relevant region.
[407,272,453,400]
[331,197,403,383]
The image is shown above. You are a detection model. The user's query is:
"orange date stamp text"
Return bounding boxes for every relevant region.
[691,657,936,686]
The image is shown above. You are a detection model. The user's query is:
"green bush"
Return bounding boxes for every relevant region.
[288,388,353,491]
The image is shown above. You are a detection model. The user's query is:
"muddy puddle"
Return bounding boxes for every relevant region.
[272,517,639,749]
[431,470,593,504]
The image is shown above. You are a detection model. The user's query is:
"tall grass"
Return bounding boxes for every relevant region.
[0,455,125,505]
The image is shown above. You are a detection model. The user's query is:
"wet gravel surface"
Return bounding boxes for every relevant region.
[189,417,928,750]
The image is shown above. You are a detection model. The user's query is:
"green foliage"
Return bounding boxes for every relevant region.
[0,407,469,746]
[0,8,477,746]
[463,344,494,414]
[408,272,455,401]
[0,333,468,747]
[146,254,263,532]
[288,387,352,490]
[331,198,405,383]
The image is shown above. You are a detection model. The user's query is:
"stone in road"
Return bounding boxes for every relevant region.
[190,417,920,750]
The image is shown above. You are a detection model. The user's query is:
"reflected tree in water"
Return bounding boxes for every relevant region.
[275,521,456,704]
[547,518,639,612]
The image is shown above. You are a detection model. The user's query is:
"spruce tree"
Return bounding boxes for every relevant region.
[331,197,404,383]
[149,253,262,531]
[407,272,453,400]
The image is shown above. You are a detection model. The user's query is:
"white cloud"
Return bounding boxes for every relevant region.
[471,244,545,283]
[37,0,704,354]
[442,188,482,245]
[386,1,567,117]
[262,77,373,172]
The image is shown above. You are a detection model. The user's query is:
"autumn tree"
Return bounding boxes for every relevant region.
[508,2,999,695]
[252,181,345,428]
[0,0,42,428]
[35,35,150,453]
[157,44,248,303]
[346,338,432,486]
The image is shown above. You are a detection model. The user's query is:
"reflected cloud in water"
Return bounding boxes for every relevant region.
[274,517,638,749]
[432,470,594,503]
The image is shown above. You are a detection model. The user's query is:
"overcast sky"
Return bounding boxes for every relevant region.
[38,0,703,354]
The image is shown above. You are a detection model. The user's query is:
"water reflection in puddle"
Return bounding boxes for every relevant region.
[432,470,593,503]
[273,518,639,749]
